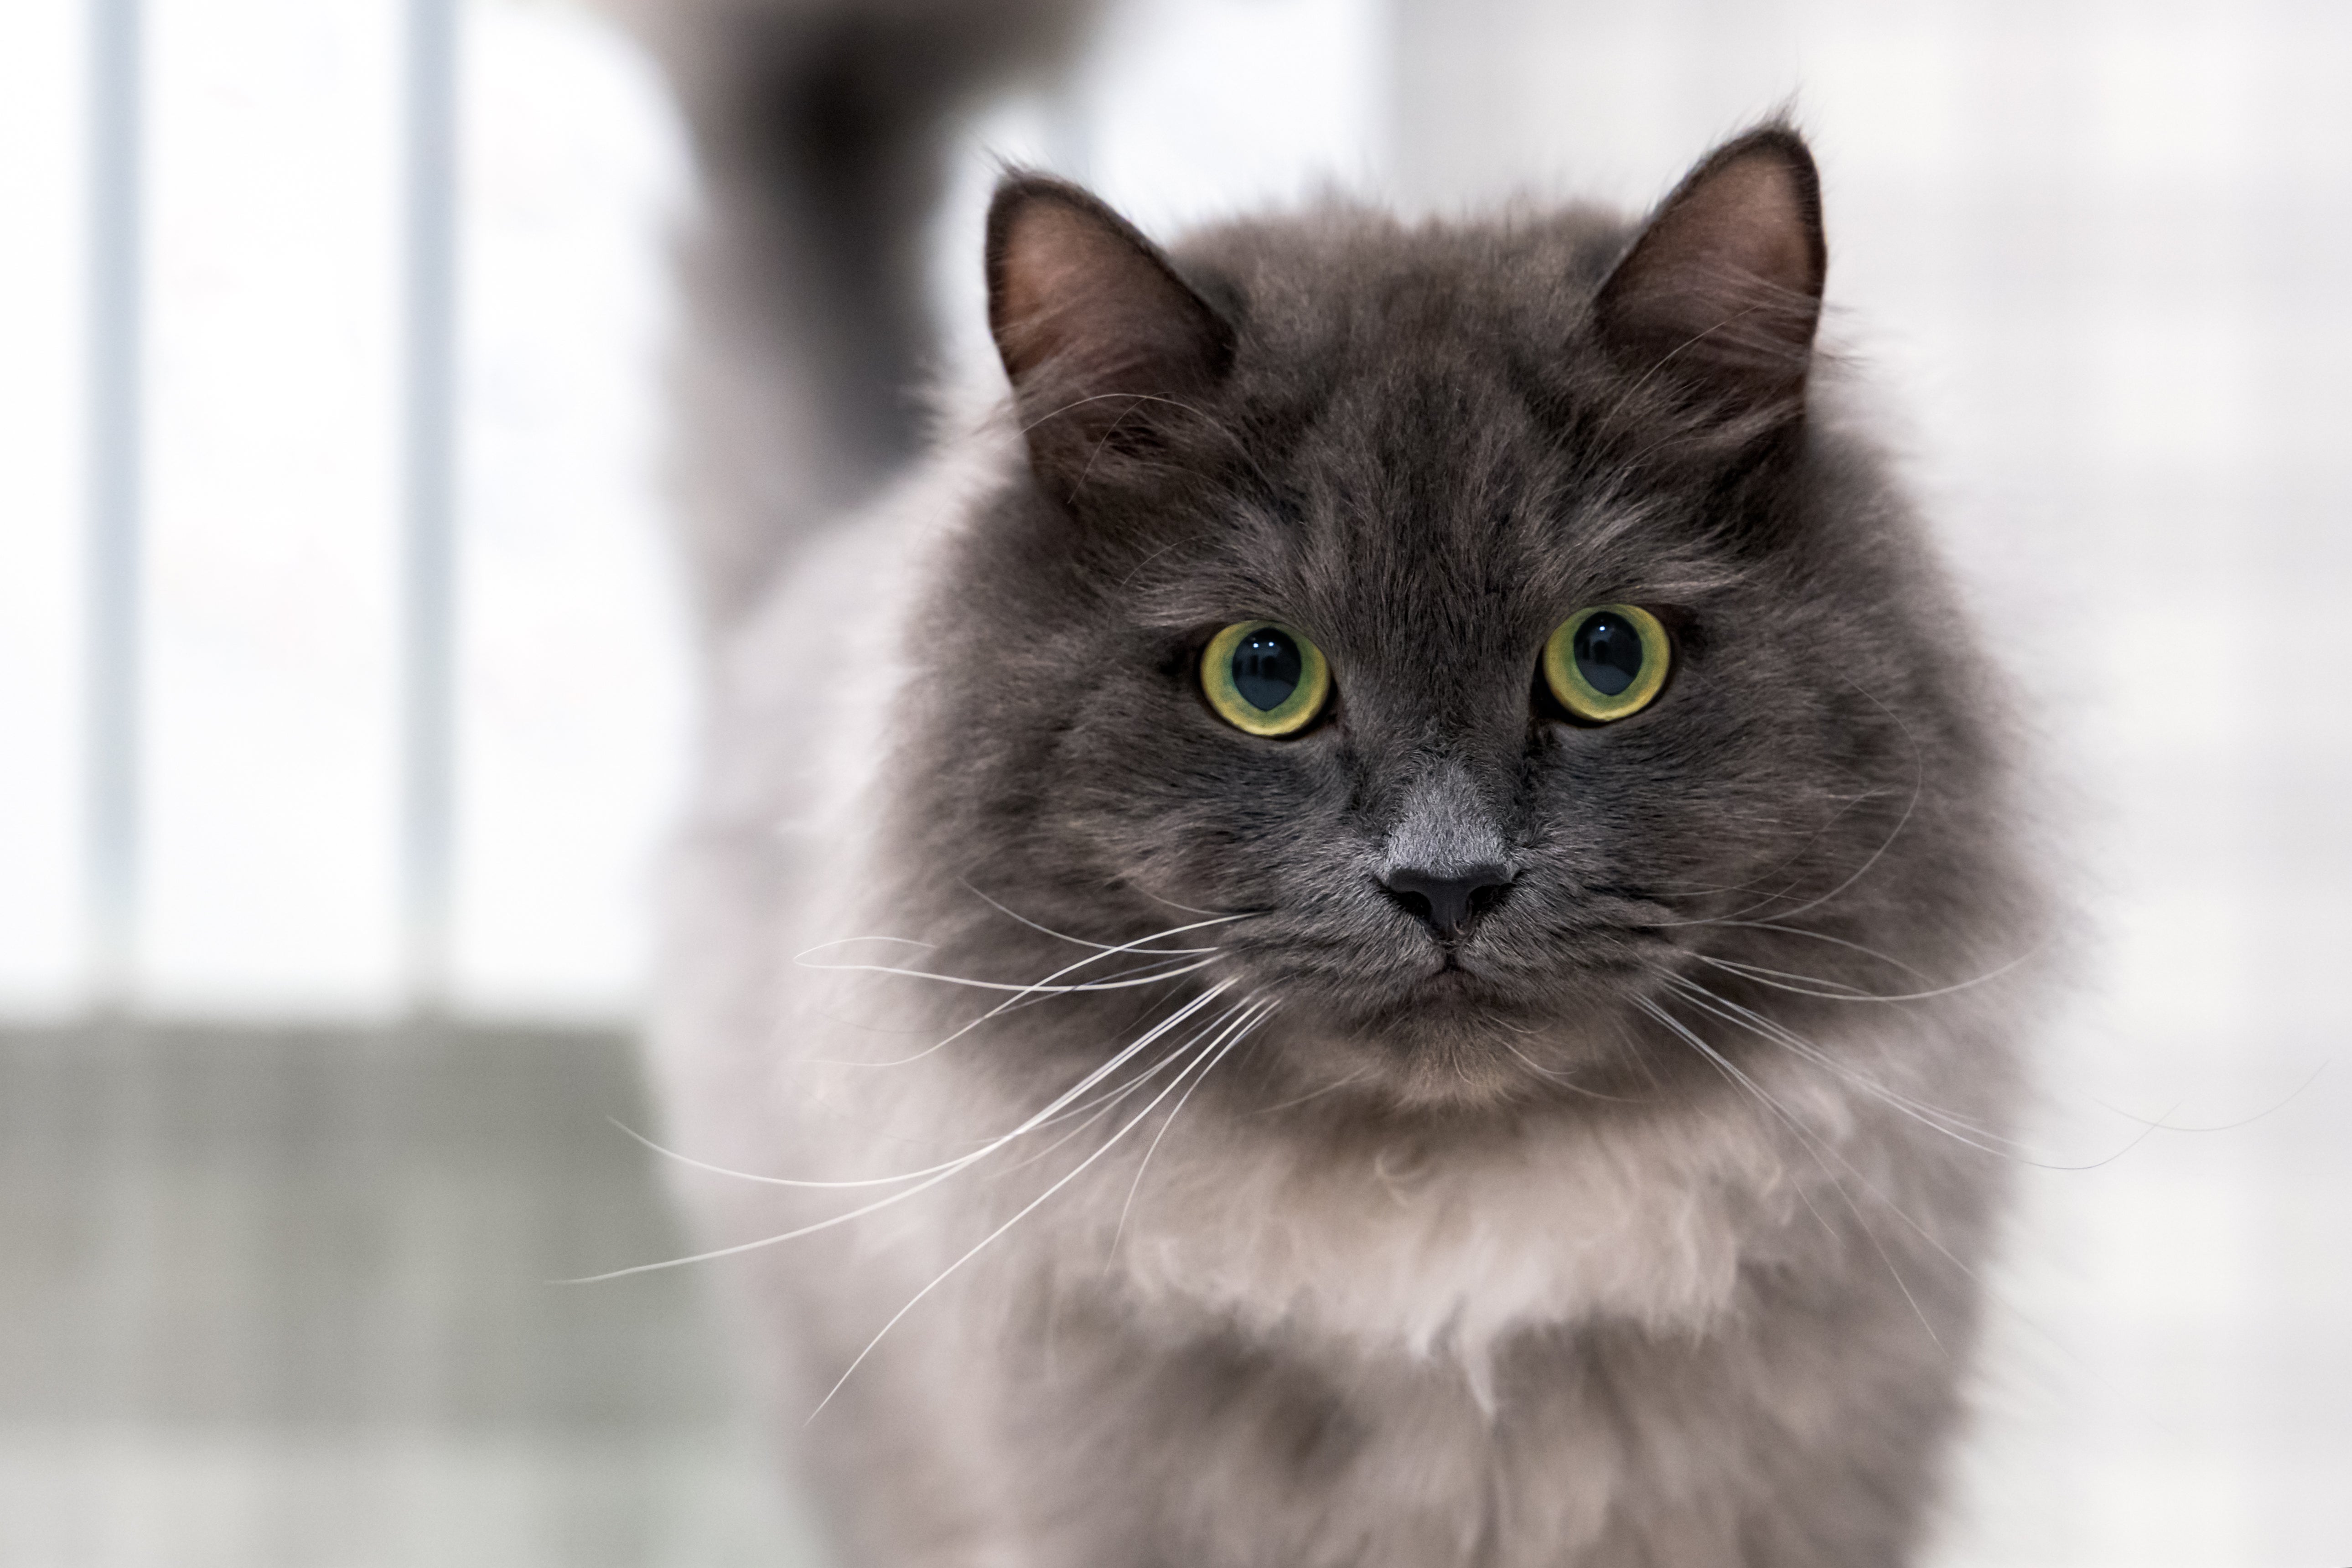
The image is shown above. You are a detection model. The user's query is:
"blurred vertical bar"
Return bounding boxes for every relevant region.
[87,0,141,1008]
[405,0,459,1011]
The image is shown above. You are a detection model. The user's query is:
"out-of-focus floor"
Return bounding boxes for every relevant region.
[0,1025,818,1568]
[4,1020,2347,1565]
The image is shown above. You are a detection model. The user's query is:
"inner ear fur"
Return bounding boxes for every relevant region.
[986,175,1235,502]
[1593,126,1827,417]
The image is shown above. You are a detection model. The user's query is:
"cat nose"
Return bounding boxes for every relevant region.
[1379,863,1516,940]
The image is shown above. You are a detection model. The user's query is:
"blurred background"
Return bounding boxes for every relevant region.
[2,0,2347,1563]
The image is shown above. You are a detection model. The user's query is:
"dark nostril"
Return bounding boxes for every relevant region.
[1386,887,1437,928]
[1380,863,1515,940]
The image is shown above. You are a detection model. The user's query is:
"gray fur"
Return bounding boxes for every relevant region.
[620,15,2040,1563]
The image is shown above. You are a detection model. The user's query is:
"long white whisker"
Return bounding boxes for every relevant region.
[1658,976,2020,1157]
[1677,983,2150,1175]
[1692,957,1876,997]
[818,914,1250,1071]
[560,984,1238,1277]
[1250,1064,1373,1117]
[1104,1000,1274,1260]
[1749,677,1923,927]
[1633,787,1895,928]
[1643,984,2197,1438]
[812,962,1208,1073]
[1690,976,2170,1173]
[1497,1037,1648,1101]
[1691,949,2037,1004]
[1703,920,1936,981]
[1643,679,1924,933]
[798,911,1247,980]
[1634,993,1855,1255]
[957,880,1224,955]
[2087,1062,2328,1135]
[1642,971,2200,1442]
[803,1008,1259,1423]
[1636,995,1945,1353]
[802,954,1220,995]
[995,1001,1258,1173]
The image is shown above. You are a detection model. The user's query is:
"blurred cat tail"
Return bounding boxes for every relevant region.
[600,0,1098,629]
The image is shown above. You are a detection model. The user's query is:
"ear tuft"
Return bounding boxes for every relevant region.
[986,176,1234,501]
[1593,126,1826,417]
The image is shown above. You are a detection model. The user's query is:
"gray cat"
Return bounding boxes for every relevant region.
[608,5,2040,1563]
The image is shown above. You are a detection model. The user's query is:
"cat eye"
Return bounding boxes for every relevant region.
[1541,604,1672,723]
[1201,620,1332,737]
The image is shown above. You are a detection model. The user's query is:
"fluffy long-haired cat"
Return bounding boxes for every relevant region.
[606,4,2039,1563]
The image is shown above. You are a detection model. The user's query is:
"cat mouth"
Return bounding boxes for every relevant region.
[1409,949,1497,999]
[1420,972,1487,1008]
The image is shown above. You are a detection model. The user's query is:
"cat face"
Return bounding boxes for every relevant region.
[904,129,2007,1104]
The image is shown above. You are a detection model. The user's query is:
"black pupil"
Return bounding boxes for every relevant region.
[1231,628,1303,712]
[1571,613,1644,697]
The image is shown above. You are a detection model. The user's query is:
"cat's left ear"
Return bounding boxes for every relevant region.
[1592,125,1826,419]
[987,175,1235,503]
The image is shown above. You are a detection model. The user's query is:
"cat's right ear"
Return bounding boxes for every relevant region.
[1592,125,1827,420]
[987,175,1235,503]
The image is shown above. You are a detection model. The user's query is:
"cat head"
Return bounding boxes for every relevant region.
[898,126,2015,1108]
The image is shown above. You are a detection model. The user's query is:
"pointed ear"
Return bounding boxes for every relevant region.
[1593,126,1826,418]
[986,175,1235,502]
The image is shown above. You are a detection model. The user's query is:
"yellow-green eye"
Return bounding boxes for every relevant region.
[1202,620,1331,737]
[1542,604,1672,723]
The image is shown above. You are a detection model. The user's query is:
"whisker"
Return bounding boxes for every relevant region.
[2087,1061,2328,1135]
[803,1005,1262,1423]
[1664,971,2185,1175]
[957,880,1225,956]
[1123,885,1240,920]
[1497,1037,1648,1101]
[799,953,1221,995]
[1640,986,2197,1438]
[1583,789,1888,906]
[1632,787,1895,926]
[995,1000,1259,1174]
[1105,999,1275,1259]
[1691,948,2038,1004]
[1647,989,2205,1439]
[811,913,1252,1071]
[798,911,1248,977]
[1746,676,1923,927]
[1250,1064,1374,1117]
[1690,957,1876,997]
[818,961,1214,1073]
[1658,976,2018,1155]
[801,961,1208,1068]
[1640,676,1924,932]
[559,983,1240,1278]
[1635,995,1946,1353]
[1700,920,1937,982]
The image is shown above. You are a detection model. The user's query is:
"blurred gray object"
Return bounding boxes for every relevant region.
[593,0,1096,627]
[0,1025,811,1567]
